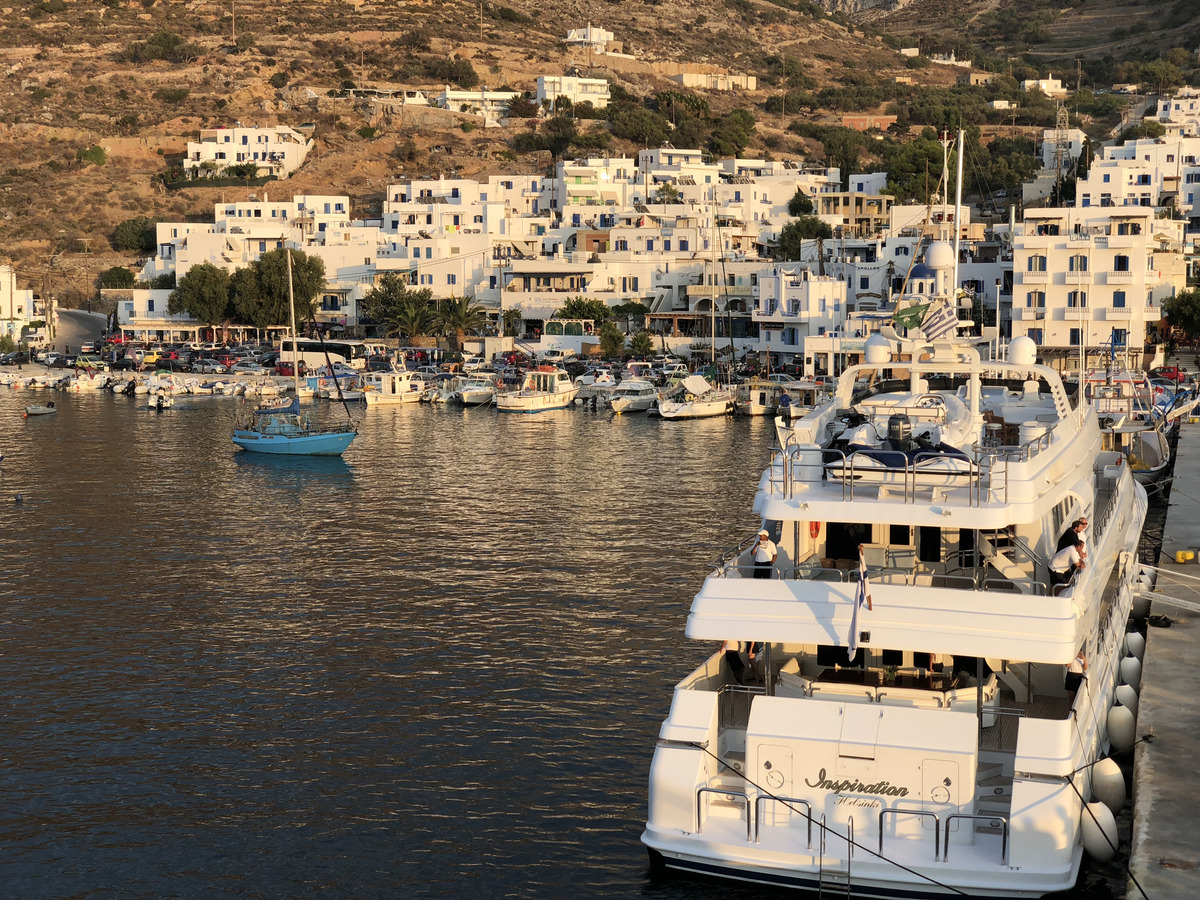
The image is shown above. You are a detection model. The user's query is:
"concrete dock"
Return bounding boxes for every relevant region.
[1128,420,1200,897]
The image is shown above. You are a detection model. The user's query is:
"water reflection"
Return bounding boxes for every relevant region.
[0,390,1120,898]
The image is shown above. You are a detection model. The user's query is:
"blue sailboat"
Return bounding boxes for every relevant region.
[232,249,357,457]
[232,396,356,455]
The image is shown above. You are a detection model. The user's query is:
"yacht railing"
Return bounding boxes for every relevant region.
[879,809,941,862]
[695,787,751,840]
[711,556,1049,595]
[754,796,813,846]
[772,422,1057,508]
[944,814,1009,865]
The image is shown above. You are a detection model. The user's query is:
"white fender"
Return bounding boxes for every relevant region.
[1108,705,1136,753]
[1114,683,1139,719]
[1082,802,1118,861]
[1091,758,1126,814]
[1125,632,1146,662]
[1120,655,1142,691]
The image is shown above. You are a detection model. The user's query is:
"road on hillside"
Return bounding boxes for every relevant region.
[50,309,106,354]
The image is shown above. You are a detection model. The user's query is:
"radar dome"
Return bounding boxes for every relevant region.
[864,333,892,365]
[925,241,955,270]
[1007,336,1037,367]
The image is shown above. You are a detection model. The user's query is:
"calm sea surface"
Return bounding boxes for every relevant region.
[0,391,1125,898]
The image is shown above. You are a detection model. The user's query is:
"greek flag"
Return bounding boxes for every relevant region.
[921,300,960,341]
[848,547,873,661]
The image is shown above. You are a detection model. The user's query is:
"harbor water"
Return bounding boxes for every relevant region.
[0,393,1128,898]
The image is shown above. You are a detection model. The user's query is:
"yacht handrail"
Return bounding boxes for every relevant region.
[695,787,751,840]
[943,814,1008,865]
[754,796,813,847]
[878,809,941,862]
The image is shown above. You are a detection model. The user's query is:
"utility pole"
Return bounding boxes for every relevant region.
[1076,58,1082,92]
[231,0,236,45]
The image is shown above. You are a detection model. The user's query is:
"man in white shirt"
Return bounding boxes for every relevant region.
[1049,539,1086,586]
[753,529,777,579]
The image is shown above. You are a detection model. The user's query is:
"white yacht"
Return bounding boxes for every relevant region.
[608,379,659,415]
[655,374,733,420]
[643,337,1147,898]
[495,366,579,413]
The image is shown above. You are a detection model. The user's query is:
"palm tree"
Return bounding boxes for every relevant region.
[393,297,437,344]
[502,308,522,338]
[436,296,487,352]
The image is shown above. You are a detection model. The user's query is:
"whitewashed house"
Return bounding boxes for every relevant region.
[183,126,314,178]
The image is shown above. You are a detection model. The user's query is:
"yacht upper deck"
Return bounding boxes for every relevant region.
[763,343,1101,529]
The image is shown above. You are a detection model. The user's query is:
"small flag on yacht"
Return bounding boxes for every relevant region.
[892,302,928,331]
[921,300,960,341]
[848,546,873,661]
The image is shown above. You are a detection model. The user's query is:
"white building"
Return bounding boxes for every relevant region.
[183,126,314,179]
[1039,127,1087,171]
[1021,78,1067,99]
[564,23,615,53]
[669,72,757,92]
[1156,87,1200,137]
[434,87,520,123]
[536,75,611,112]
[1010,207,1182,371]
[752,266,848,364]
[0,265,35,342]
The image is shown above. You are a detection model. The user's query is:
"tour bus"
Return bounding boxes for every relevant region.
[279,338,388,371]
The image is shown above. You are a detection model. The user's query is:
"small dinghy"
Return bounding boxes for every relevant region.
[24,402,57,417]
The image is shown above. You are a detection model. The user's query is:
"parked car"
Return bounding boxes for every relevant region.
[78,341,98,354]
[191,359,228,374]
[366,355,394,373]
[110,358,138,372]
[49,355,75,369]
[153,359,192,373]
[274,361,308,377]
[1,351,30,365]
[229,360,268,375]
[1150,366,1188,383]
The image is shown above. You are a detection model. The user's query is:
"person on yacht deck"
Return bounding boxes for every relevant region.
[1049,539,1086,586]
[1057,518,1088,556]
[778,389,792,424]
[753,529,777,579]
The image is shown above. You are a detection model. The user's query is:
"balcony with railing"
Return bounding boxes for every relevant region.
[1063,272,1093,285]
[1020,271,1049,284]
[1105,270,1134,284]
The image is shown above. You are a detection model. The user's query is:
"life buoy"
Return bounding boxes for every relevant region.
[810,521,821,539]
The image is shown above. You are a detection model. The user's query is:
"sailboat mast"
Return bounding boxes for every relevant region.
[952,128,964,315]
[710,183,717,367]
[286,245,300,398]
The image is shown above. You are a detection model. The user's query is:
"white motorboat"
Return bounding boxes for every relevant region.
[495,366,579,413]
[655,374,733,420]
[643,337,1147,898]
[23,402,57,417]
[452,374,498,407]
[607,379,659,415]
[363,370,426,405]
[148,388,173,410]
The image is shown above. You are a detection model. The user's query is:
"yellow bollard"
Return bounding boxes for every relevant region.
[1175,550,1196,564]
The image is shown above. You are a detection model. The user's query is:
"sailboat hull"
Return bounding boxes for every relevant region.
[232,429,356,455]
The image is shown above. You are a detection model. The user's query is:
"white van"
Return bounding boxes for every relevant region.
[540,349,575,365]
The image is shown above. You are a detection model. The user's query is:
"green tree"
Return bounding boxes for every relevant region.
[250,248,326,327]
[360,273,436,339]
[598,322,626,358]
[502,307,523,337]
[98,266,135,289]
[777,216,833,261]
[607,105,669,145]
[654,182,681,204]
[436,295,487,351]
[229,266,267,327]
[507,95,538,118]
[1164,288,1200,341]
[168,263,231,331]
[613,300,650,330]
[553,296,611,323]
[629,330,654,357]
[708,108,756,158]
[787,189,814,216]
[112,216,158,253]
